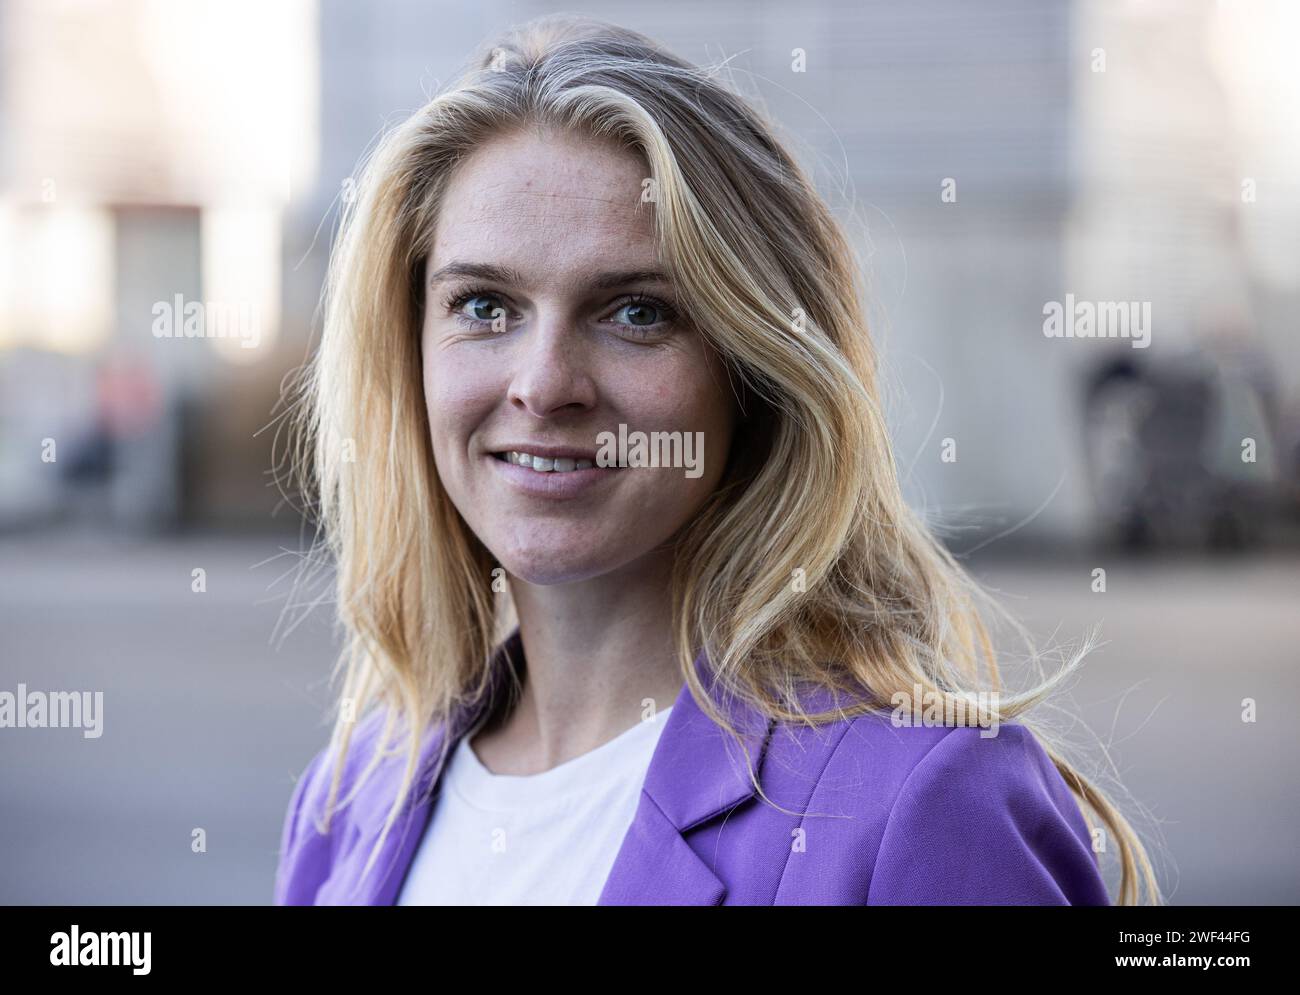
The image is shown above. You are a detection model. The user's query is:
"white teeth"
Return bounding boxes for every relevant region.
[502,451,594,473]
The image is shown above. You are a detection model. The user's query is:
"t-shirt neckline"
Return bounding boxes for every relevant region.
[445,705,674,812]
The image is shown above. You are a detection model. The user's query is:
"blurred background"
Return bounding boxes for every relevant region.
[1,0,1296,904]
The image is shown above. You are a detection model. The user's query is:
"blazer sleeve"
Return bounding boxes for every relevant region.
[865,724,1112,905]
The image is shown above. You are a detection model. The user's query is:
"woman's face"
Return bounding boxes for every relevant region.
[421,127,736,586]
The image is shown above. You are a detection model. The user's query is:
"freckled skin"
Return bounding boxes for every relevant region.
[421,128,737,586]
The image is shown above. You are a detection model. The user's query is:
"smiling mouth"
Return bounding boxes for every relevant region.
[493,450,611,473]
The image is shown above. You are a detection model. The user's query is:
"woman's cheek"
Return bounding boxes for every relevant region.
[426,351,495,423]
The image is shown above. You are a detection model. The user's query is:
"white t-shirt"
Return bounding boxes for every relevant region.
[396,705,674,905]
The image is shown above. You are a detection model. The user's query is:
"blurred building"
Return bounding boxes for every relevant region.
[0,0,1296,546]
[0,0,317,529]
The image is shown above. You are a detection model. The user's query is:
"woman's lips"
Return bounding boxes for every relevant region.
[486,451,621,499]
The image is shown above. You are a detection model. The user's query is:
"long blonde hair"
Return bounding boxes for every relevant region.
[283,12,1160,904]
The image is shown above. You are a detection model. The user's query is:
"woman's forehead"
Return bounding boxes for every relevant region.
[449,127,645,199]
[431,150,659,285]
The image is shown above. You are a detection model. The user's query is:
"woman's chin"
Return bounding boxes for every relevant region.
[493,548,627,588]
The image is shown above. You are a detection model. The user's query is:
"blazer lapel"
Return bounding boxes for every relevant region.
[598,646,773,905]
[334,630,525,906]
[337,721,451,906]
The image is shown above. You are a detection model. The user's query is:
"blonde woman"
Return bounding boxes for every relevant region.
[274,14,1158,906]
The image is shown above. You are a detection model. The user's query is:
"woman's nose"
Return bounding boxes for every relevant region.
[504,314,596,417]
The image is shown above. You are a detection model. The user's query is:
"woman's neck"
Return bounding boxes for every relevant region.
[472,547,685,775]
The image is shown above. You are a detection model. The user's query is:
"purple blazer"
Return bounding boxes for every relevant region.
[274,629,1111,905]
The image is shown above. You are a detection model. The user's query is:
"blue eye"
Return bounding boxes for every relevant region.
[614,301,661,326]
[443,287,510,328]
[609,294,678,337]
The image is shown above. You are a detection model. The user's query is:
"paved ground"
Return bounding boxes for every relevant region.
[1,530,1296,904]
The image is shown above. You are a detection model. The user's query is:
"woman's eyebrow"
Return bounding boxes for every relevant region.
[427,262,525,288]
[589,269,672,290]
[427,262,671,291]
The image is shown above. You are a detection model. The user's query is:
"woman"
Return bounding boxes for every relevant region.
[274,14,1159,905]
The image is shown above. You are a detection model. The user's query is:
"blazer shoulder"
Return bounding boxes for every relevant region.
[857,720,1112,905]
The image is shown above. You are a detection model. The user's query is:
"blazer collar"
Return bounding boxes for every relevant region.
[335,627,772,905]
